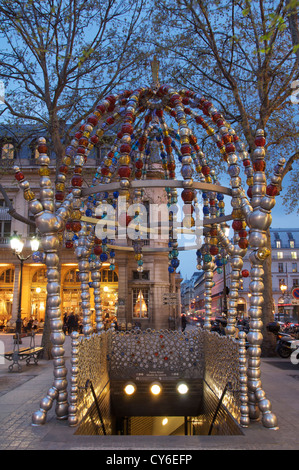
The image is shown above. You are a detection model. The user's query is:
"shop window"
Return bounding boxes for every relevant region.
[133,288,149,319]
[100,269,118,283]
[32,269,47,283]
[65,269,80,283]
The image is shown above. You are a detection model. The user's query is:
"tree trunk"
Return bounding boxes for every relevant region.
[261,229,277,357]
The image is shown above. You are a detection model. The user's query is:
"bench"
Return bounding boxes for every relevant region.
[2,332,44,372]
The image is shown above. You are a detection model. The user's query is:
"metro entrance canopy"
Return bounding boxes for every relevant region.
[13,58,283,430]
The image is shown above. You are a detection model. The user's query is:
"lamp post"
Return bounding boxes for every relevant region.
[221,223,230,318]
[280,282,288,321]
[10,231,40,334]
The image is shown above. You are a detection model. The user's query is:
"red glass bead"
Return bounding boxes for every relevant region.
[77,146,86,155]
[181,189,195,203]
[247,187,252,198]
[238,238,248,249]
[202,165,210,176]
[239,229,247,238]
[135,160,143,169]
[242,269,249,277]
[96,104,106,114]
[120,143,131,154]
[210,246,219,255]
[75,131,83,140]
[37,144,48,154]
[94,245,103,255]
[15,171,24,181]
[121,123,133,135]
[71,175,83,187]
[253,160,266,171]
[135,170,142,179]
[243,159,251,167]
[195,116,204,124]
[210,228,217,237]
[106,116,115,125]
[66,222,72,231]
[222,134,232,144]
[232,220,243,231]
[65,241,73,249]
[91,135,99,145]
[55,191,64,201]
[167,162,176,171]
[101,167,110,176]
[266,184,278,196]
[79,137,88,147]
[163,136,172,146]
[87,114,98,126]
[118,166,131,178]
[225,143,235,153]
[72,221,81,232]
[181,144,191,154]
[255,136,266,147]
[156,109,163,117]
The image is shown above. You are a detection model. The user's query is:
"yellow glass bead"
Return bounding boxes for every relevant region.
[71,210,82,220]
[62,156,71,165]
[56,183,65,192]
[96,129,104,137]
[195,165,202,173]
[119,156,130,165]
[206,127,215,136]
[257,248,271,260]
[210,237,218,245]
[246,177,254,186]
[135,254,142,260]
[205,176,212,183]
[88,143,94,150]
[218,201,225,208]
[38,167,50,176]
[104,158,112,167]
[83,131,90,138]
[219,147,226,154]
[94,111,101,117]
[24,189,35,201]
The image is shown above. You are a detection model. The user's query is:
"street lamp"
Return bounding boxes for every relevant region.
[10,231,40,334]
[280,283,288,321]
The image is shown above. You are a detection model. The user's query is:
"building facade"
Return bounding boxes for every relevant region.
[181,228,299,323]
[0,129,182,331]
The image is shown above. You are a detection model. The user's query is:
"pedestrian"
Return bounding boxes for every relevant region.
[181,314,187,332]
[63,313,68,334]
[67,311,76,335]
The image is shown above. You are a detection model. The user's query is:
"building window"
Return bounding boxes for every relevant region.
[133,288,149,318]
[1,141,15,160]
[279,279,286,287]
[276,240,281,248]
[133,270,150,280]
[0,268,14,283]
[0,199,12,243]
[292,263,297,273]
[291,252,297,259]
[277,252,283,259]
[278,263,284,273]
[293,279,299,287]
[290,240,295,248]
[32,269,47,283]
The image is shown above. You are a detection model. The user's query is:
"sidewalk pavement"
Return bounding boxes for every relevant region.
[0,332,298,451]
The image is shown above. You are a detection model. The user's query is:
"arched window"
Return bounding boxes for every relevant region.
[100,269,118,283]
[0,268,14,283]
[32,269,47,283]
[64,269,80,283]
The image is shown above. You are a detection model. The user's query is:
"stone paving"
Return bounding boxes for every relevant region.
[0,332,298,451]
